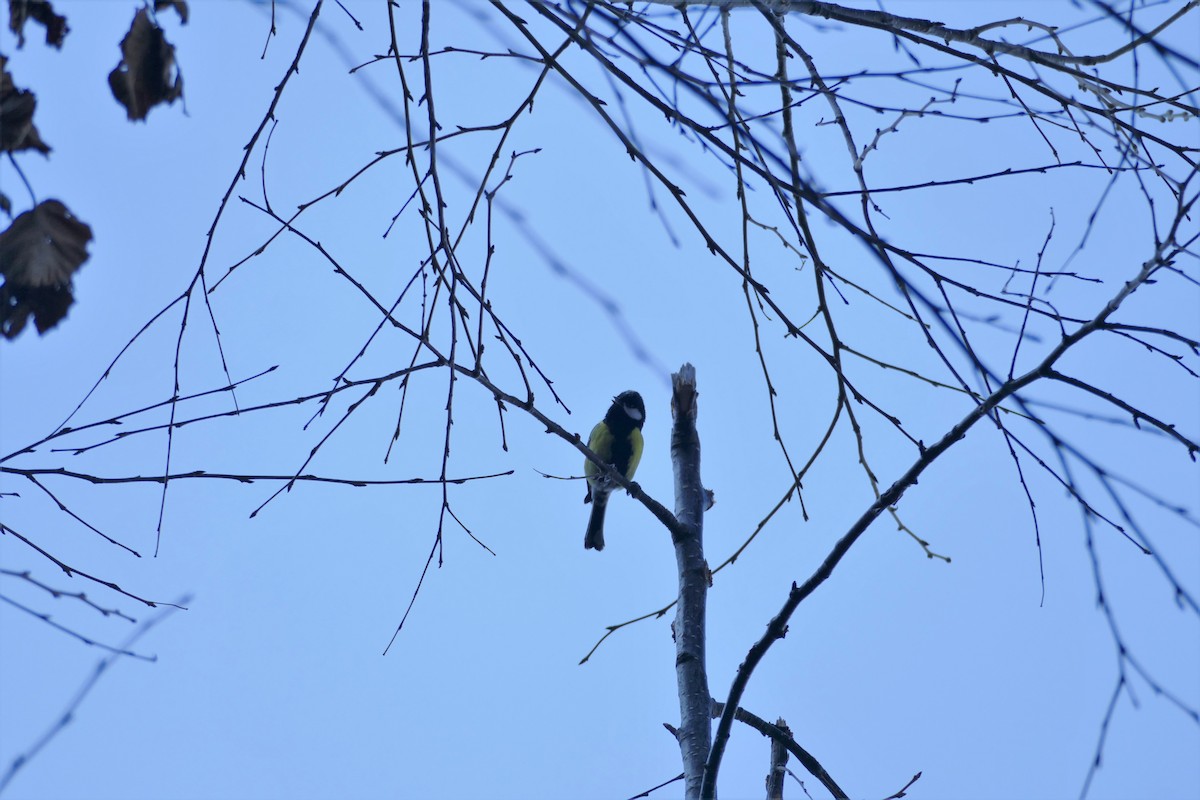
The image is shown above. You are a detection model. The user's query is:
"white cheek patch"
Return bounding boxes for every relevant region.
[624,404,643,422]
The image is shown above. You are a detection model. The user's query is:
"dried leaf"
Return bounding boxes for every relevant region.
[108,7,184,121]
[0,200,92,338]
[0,55,51,154]
[8,0,68,49]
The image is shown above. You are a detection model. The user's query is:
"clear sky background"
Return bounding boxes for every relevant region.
[2,2,1198,799]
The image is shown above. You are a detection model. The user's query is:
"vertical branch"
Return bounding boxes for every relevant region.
[672,363,710,799]
[765,717,790,800]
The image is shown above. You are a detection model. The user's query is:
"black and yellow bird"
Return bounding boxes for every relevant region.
[583,390,646,551]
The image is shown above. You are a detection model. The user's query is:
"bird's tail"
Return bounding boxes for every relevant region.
[584,491,609,551]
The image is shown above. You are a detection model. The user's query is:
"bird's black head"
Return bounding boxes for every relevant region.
[606,390,646,432]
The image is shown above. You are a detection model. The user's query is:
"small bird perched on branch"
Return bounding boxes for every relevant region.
[583,390,645,551]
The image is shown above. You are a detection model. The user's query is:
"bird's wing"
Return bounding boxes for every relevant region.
[584,420,612,480]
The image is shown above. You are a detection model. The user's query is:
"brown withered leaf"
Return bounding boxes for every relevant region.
[0,199,93,338]
[8,0,68,49]
[108,7,184,121]
[0,55,50,154]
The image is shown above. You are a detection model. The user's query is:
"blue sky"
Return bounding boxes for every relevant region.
[2,2,1198,798]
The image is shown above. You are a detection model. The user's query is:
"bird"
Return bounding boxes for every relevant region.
[583,390,646,551]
